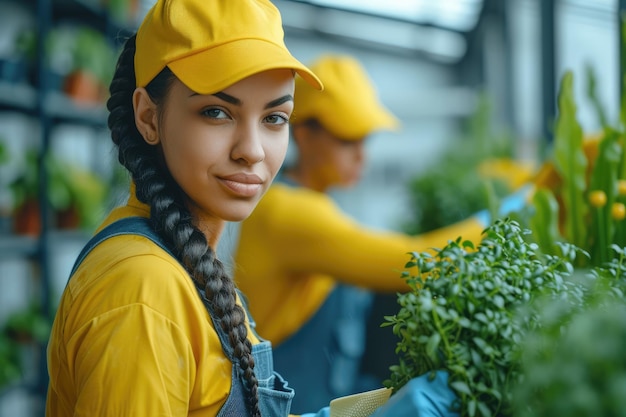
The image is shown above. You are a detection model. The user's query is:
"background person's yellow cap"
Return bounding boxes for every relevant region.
[134,0,323,94]
[293,55,399,141]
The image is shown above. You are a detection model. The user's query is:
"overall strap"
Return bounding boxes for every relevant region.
[69,216,173,278]
[68,215,243,360]
[68,216,254,416]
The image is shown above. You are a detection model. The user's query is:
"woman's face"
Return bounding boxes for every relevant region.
[155,69,294,225]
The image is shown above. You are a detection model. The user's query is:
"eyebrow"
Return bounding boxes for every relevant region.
[212,92,294,109]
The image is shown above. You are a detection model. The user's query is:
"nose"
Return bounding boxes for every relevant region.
[231,122,266,164]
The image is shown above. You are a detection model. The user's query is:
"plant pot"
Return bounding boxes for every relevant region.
[62,70,103,104]
[12,200,40,236]
[55,206,80,230]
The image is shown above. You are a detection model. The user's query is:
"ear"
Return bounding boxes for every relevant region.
[133,87,159,145]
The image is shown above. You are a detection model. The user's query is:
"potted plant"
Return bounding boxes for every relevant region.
[0,140,10,232]
[522,69,626,267]
[9,150,42,236]
[382,218,589,417]
[4,303,51,346]
[0,331,21,390]
[10,150,109,235]
[47,155,109,231]
[63,27,117,104]
[513,257,626,416]
[381,68,626,417]
[0,303,52,392]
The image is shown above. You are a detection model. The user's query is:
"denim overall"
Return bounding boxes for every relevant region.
[273,284,376,414]
[69,216,295,416]
[266,176,378,414]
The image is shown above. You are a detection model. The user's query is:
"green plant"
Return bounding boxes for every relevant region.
[0,141,7,164]
[71,27,116,88]
[4,303,51,345]
[47,154,109,230]
[382,218,587,417]
[512,258,626,417]
[0,304,52,390]
[10,150,109,231]
[402,93,521,234]
[0,332,21,389]
[524,70,626,268]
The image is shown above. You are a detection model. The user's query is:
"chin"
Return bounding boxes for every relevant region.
[222,203,257,222]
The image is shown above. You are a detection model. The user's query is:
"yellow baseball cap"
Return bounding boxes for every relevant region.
[293,55,399,141]
[134,0,323,94]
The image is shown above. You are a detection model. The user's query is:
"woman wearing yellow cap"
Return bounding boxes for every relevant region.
[44,0,323,415]
[230,54,529,414]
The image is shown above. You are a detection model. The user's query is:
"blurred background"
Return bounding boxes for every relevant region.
[0,0,620,415]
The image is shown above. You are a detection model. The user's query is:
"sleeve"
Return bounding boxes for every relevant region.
[69,304,195,416]
[269,191,485,293]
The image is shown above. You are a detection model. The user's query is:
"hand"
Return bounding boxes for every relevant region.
[369,371,459,417]
[300,406,330,417]
[475,185,534,227]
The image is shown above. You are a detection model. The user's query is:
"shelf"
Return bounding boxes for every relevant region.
[0,234,39,259]
[0,82,37,113]
[45,90,107,127]
[0,80,107,126]
[53,0,136,35]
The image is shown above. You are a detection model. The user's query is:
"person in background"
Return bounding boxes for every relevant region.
[45,1,460,416]
[231,54,529,414]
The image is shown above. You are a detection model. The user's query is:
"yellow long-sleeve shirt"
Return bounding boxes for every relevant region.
[233,183,485,345]
[46,191,299,416]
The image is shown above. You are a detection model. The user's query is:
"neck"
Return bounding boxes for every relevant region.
[284,167,327,193]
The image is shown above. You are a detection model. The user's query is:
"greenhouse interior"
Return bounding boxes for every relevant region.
[0,0,623,415]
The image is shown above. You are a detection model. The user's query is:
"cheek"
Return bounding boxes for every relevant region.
[265,135,290,176]
[161,123,224,186]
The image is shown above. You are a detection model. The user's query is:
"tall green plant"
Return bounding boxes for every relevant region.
[553,71,587,251]
[527,69,626,267]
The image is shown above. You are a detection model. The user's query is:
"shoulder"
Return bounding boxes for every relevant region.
[63,233,206,335]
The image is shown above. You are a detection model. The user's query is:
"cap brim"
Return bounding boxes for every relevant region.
[168,39,323,94]
[325,101,400,141]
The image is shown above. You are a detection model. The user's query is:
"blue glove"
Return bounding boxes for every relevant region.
[300,406,330,417]
[369,371,459,417]
[475,185,533,227]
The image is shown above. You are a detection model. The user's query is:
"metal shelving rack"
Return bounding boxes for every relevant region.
[0,0,132,412]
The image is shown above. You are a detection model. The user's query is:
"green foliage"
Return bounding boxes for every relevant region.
[4,303,52,345]
[0,141,8,164]
[402,93,515,234]
[9,150,109,230]
[0,333,21,389]
[588,131,621,264]
[527,189,560,256]
[525,69,626,267]
[383,218,587,417]
[0,304,51,389]
[553,71,587,251]
[513,252,626,417]
[71,27,117,87]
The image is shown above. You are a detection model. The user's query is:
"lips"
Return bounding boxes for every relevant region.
[219,173,264,198]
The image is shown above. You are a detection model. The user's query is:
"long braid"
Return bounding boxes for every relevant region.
[106,36,261,417]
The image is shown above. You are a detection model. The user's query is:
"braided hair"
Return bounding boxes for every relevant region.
[106,35,261,417]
